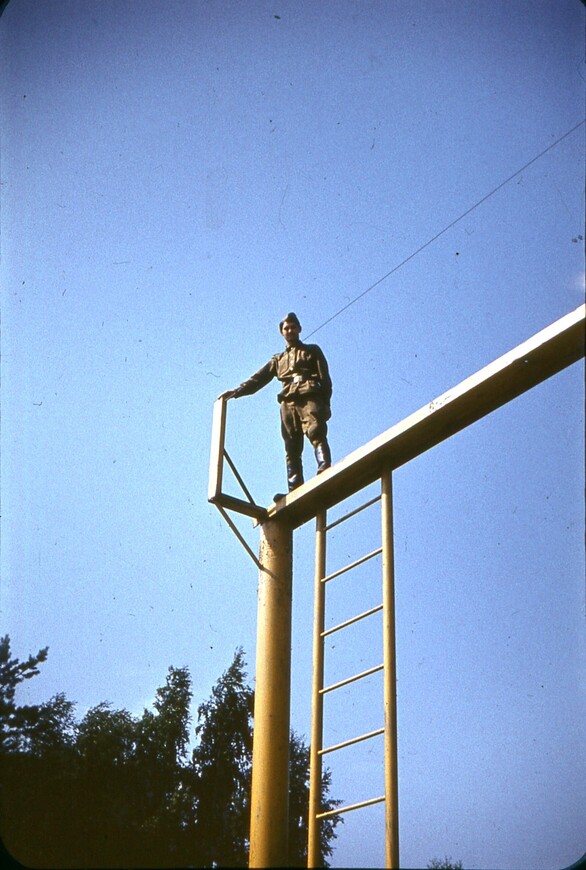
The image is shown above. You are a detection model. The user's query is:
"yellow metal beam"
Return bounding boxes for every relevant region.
[264,303,585,529]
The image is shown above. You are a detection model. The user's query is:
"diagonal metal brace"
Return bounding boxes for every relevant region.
[215,504,263,570]
[223,448,257,506]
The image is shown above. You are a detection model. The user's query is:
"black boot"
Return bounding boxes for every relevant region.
[287,457,304,491]
[314,441,332,473]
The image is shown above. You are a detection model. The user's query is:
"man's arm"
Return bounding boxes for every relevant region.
[217,358,276,401]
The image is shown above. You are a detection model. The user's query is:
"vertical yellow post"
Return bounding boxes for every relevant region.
[307,510,327,867]
[381,471,400,868]
[249,517,293,868]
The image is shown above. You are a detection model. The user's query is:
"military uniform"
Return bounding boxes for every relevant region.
[232,337,332,491]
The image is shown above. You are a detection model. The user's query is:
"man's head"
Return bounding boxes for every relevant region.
[279,312,302,346]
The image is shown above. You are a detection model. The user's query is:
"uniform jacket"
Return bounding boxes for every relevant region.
[233,341,332,405]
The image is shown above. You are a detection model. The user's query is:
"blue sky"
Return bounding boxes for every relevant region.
[1,1,584,867]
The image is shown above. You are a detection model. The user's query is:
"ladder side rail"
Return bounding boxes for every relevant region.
[381,471,400,868]
[307,510,328,868]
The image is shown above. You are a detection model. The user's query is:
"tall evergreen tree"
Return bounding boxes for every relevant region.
[0,634,49,752]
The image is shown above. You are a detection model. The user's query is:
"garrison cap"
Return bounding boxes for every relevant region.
[279,311,301,330]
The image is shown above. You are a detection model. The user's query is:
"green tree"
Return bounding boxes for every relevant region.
[0,637,81,866]
[0,634,49,752]
[74,702,144,864]
[25,691,77,754]
[192,648,342,867]
[428,857,464,869]
[133,666,198,867]
[288,730,342,867]
[0,637,341,867]
[192,647,254,866]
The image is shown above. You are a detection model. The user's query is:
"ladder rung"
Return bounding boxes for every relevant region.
[325,494,381,531]
[321,547,382,584]
[317,794,385,819]
[322,604,383,637]
[319,727,384,755]
[320,663,383,695]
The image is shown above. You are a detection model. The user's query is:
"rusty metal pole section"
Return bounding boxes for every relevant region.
[381,471,400,868]
[307,509,327,867]
[249,517,294,868]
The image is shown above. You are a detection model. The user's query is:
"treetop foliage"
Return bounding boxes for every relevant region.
[427,856,464,869]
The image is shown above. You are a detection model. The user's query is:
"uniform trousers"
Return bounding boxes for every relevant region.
[280,396,329,458]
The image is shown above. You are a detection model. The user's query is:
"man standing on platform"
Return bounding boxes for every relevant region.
[218,312,332,494]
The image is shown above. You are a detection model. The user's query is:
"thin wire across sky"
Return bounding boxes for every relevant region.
[306,119,585,339]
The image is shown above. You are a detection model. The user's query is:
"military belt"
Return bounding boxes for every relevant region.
[281,375,320,386]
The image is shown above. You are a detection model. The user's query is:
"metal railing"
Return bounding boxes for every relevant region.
[208,396,267,522]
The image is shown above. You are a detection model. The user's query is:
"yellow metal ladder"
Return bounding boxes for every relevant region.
[307,471,399,868]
